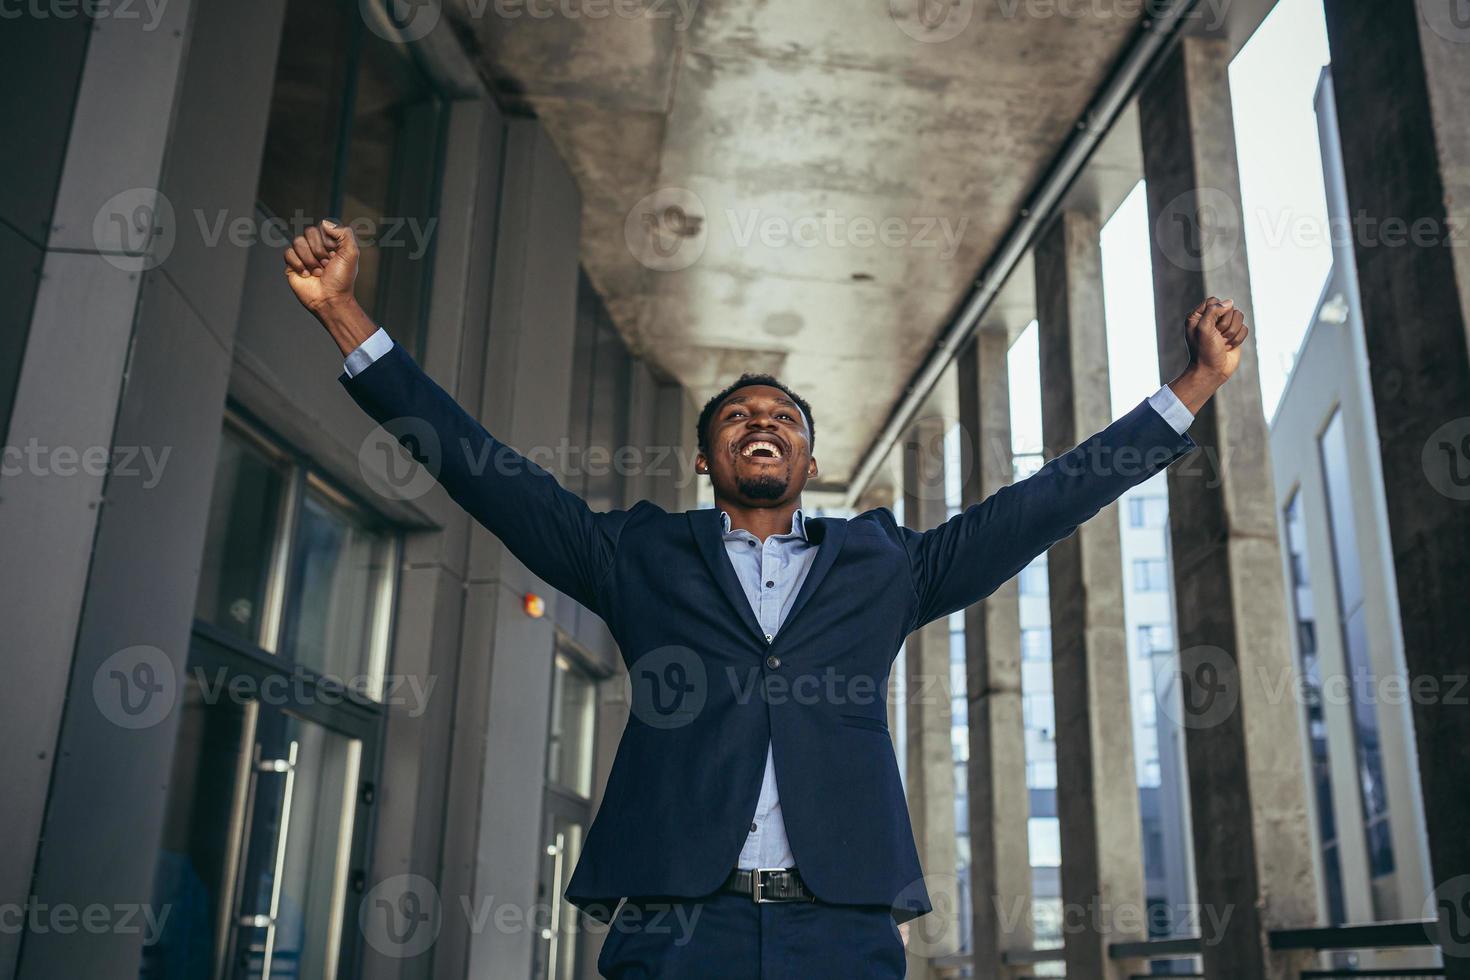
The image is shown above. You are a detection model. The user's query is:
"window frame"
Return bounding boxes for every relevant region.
[254,0,450,358]
[206,406,403,697]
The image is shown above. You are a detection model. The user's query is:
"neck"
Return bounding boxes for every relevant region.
[715,496,803,541]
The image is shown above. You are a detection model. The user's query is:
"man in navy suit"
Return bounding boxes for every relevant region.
[284,220,1248,978]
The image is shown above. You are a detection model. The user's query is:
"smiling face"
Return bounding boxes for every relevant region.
[697,384,817,507]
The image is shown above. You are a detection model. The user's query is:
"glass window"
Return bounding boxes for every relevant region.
[1136,624,1173,658]
[1019,559,1049,596]
[546,654,597,799]
[1027,759,1057,790]
[197,418,399,699]
[255,0,445,354]
[1028,817,1061,867]
[1128,495,1167,528]
[1283,490,1347,924]
[196,428,290,645]
[255,0,352,221]
[280,484,396,694]
[1319,410,1395,886]
[342,31,443,330]
[1021,628,1051,663]
[1132,558,1169,593]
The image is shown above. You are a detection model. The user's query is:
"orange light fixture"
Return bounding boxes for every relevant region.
[523,592,546,618]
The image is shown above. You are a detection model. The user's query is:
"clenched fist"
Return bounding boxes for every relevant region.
[283,220,377,356]
[1185,296,1249,381]
[284,219,358,312]
[1166,297,1250,414]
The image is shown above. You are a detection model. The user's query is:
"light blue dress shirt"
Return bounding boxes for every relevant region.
[343,328,1197,871]
[719,509,818,870]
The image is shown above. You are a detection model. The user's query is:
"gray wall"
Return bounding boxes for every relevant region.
[2,6,695,980]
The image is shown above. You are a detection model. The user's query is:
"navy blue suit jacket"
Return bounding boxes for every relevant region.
[342,344,1196,923]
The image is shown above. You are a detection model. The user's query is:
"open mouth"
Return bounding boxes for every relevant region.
[738,437,785,461]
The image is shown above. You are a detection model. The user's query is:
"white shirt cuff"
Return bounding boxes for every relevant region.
[343,328,393,378]
[1147,384,1195,435]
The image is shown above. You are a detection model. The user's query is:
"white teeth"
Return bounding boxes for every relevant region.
[741,440,783,459]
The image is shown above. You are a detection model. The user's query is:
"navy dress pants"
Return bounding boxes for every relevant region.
[596,891,907,979]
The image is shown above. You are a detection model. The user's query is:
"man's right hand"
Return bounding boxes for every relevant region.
[284,219,378,356]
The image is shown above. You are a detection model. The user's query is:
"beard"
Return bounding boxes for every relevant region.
[736,472,789,500]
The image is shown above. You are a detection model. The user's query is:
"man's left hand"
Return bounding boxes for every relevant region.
[1168,297,1249,413]
[1186,296,1248,382]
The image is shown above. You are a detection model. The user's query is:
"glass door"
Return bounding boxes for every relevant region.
[532,795,586,980]
[145,415,396,979]
[144,633,380,980]
[229,705,362,979]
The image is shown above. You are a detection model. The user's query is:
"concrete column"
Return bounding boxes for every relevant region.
[1033,210,1146,980]
[956,329,1034,978]
[1322,7,1470,971]
[1138,36,1318,979]
[0,3,288,976]
[900,415,962,974]
[449,119,584,980]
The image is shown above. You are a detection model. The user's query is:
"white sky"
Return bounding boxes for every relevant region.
[1008,0,1334,439]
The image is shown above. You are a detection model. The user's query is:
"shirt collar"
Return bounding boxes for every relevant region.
[719,508,808,541]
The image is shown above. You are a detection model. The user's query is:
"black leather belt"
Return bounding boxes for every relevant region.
[722,868,815,903]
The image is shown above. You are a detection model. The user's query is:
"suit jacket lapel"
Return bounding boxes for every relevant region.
[781,517,846,632]
[688,508,769,645]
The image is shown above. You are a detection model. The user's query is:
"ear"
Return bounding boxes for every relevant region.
[695,451,709,475]
[807,457,818,479]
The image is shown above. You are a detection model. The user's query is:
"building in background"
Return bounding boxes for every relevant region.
[1017,467,1194,966]
[1263,66,1435,969]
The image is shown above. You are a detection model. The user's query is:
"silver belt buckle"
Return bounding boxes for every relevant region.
[752,868,785,903]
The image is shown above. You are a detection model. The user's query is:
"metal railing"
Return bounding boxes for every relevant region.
[970,919,1448,978]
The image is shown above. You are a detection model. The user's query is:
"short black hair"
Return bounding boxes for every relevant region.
[697,373,814,455]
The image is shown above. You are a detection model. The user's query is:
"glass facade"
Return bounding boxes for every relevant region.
[150,416,398,979]
[256,0,445,353]
[1283,490,1348,925]
[1131,558,1170,592]
[1319,409,1395,889]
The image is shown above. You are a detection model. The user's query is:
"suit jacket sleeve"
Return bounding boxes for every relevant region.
[341,342,621,615]
[899,399,1196,629]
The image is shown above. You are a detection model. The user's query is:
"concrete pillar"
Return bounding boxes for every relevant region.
[1033,210,1146,980]
[1138,36,1319,979]
[956,329,1034,978]
[1322,7,1470,972]
[451,119,584,980]
[0,3,288,976]
[901,416,962,975]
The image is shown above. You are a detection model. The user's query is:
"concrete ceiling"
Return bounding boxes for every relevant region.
[448,0,1153,492]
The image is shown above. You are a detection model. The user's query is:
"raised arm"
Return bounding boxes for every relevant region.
[284,220,621,614]
[901,297,1248,629]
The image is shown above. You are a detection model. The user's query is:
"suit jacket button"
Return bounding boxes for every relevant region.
[766,655,781,669]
